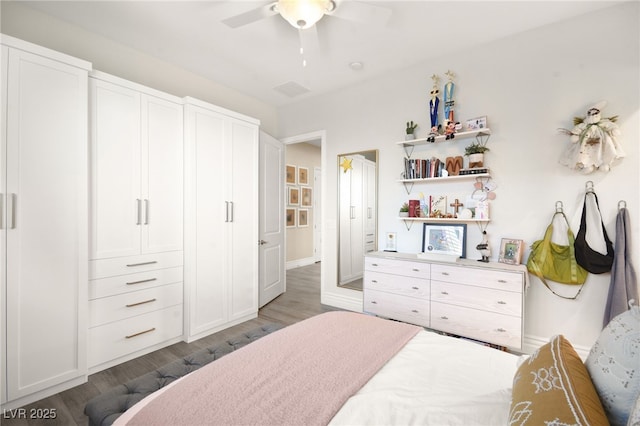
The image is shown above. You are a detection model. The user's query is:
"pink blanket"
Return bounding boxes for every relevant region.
[125,311,420,425]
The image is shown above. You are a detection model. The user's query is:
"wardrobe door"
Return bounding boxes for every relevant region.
[229,118,259,321]
[141,94,183,255]
[90,78,141,260]
[4,46,88,400]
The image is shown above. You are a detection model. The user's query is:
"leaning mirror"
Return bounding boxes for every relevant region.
[337,150,378,291]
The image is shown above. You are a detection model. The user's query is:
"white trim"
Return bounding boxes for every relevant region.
[321,292,363,313]
[1,34,91,70]
[286,257,317,270]
[522,334,591,360]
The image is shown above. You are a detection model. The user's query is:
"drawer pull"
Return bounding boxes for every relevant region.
[441,291,449,295]
[126,298,157,308]
[440,316,449,320]
[371,301,378,304]
[412,286,420,290]
[125,327,156,339]
[126,261,158,267]
[496,328,507,333]
[371,280,378,283]
[411,309,419,313]
[441,272,450,276]
[371,263,379,267]
[412,268,419,272]
[498,279,507,283]
[497,300,507,305]
[126,278,158,286]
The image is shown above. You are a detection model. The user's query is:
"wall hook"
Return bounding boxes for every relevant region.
[585,181,595,193]
[618,200,627,210]
[555,201,564,213]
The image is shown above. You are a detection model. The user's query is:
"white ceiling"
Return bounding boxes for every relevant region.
[20,0,620,107]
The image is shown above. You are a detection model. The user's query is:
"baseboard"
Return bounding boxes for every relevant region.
[286,257,317,270]
[321,291,363,313]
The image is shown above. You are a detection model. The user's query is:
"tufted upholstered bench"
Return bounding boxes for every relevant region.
[84,323,284,426]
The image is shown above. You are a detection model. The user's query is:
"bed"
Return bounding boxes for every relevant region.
[113,309,639,426]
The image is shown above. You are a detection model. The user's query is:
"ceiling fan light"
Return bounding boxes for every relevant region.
[277,0,331,29]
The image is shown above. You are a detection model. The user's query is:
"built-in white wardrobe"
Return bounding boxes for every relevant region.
[339,155,377,285]
[88,71,184,372]
[183,97,260,342]
[1,35,90,408]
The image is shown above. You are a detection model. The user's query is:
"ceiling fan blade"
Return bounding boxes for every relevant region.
[222,2,278,28]
[329,1,392,27]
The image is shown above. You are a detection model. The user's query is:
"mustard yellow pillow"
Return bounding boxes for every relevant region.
[509,335,608,425]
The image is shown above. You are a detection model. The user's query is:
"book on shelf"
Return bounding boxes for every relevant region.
[404,157,447,179]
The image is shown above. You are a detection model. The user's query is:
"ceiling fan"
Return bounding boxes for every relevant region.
[222,0,392,31]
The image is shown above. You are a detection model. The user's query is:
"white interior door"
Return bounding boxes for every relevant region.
[258,131,285,307]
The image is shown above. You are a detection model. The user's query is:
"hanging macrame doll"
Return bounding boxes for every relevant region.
[559,101,625,173]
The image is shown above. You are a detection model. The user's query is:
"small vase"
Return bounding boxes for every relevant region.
[399,211,409,217]
[468,153,484,168]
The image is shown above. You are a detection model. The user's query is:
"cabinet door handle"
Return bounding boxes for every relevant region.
[144,199,150,225]
[126,261,158,267]
[125,327,156,339]
[224,201,229,222]
[126,278,158,285]
[497,300,507,305]
[136,199,142,225]
[8,193,16,229]
[368,207,372,219]
[0,193,4,229]
[126,298,157,308]
[350,206,355,219]
[229,201,234,222]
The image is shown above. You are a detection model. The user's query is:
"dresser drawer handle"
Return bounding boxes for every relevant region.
[411,309,419,313]
[497,300,507,305]
[498,279,507,283]
[412,286,420,290]
[496,328,507,333]
[126,261,158,267]
[126,298,157,308]
[370,301,378,304]
[371,280,378,283]
[125,327,156,339]
[441,291,449,295]
[441,272,450,276]
[412,268,420,272]
[440,316,449,320]
[371,263,379,267]
[126,278,158,286]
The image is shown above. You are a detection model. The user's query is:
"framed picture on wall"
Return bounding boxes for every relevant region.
[288,187,299,205]
[298,209,309,227]
[301,187,312,207]
[298,167,309,185]
[286,165,296,185]
[286,208,296,228]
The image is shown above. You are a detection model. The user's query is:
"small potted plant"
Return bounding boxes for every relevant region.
[464,143,490,168]
[405,121,418,140]
[399,202,410,217]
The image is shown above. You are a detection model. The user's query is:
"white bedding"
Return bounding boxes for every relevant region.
[117,328,520,425]
[330,330,520,425]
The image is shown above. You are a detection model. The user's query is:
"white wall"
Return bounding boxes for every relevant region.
[277,2,640,354]
[0,1,279,136]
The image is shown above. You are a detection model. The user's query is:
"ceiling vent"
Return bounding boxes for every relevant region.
[273,81,311,98]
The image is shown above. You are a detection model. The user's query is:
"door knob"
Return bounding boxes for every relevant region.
[259,239,268,245]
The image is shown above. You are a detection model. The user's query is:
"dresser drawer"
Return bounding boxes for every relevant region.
[89,251,183,280]
[431,281,522,316]
[431,264,523,292]
[364,271,429,299]
[89,282,183,327]
[431,302,522,349]
[364,289,429,327]
[365,257,430,279]
[89,266,183,300]
[88,305,183,367]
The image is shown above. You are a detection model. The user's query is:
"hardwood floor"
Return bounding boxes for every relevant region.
[2,263,331,426]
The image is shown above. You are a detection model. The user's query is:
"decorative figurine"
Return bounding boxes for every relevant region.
[476,230,491,262]
[443,70,455,124]
[558,101,625,173]
[429,74,440,130]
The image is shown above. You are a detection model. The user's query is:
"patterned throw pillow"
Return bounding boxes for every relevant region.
[586,305,640,426]
[509,335,608,425]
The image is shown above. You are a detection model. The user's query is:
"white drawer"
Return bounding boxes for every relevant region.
[89,266,183,300]
[365,257,430,279]
[89,305,183,367]
[431,264,523,292]
[431,281,522,316]
[364,271,429,299]
[89,282,183,327]
[431,302,522,349]
[89,251,183,280]
[364,289,429,327]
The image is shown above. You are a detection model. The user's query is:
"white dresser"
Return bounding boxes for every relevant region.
[364,252,527,349]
